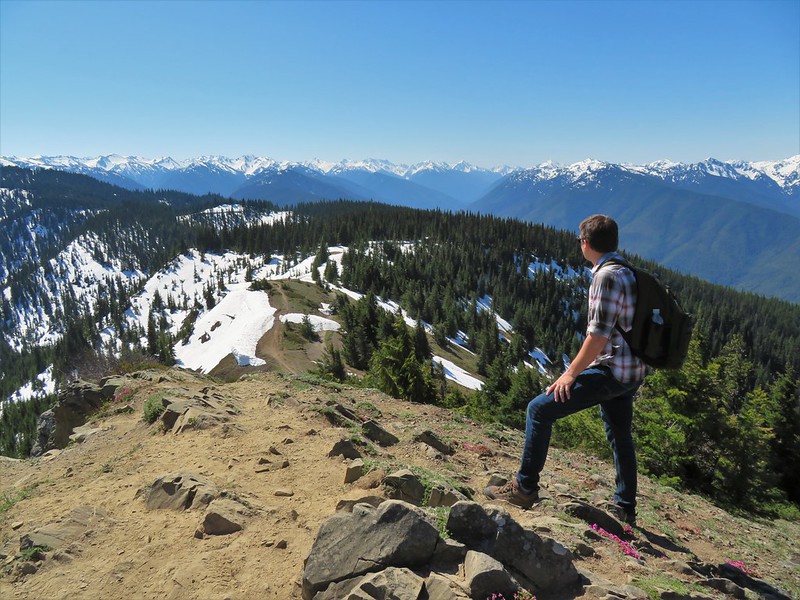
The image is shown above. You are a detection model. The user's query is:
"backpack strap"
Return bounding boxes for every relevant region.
[595,257,636,343]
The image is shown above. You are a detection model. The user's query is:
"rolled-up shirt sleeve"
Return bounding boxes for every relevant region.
[587,269,623,338]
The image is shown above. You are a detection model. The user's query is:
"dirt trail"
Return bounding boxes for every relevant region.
[1,369,798,599]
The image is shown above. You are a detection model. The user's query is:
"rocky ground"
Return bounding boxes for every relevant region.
[1,368,798,600]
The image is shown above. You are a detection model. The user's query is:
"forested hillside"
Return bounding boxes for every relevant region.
[2,168,799,515]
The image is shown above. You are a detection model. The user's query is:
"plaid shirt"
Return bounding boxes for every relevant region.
[587,253,648,383]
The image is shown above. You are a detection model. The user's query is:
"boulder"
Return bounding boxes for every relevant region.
[425,573,470,600]
[432,537,468,566]
[448,501,580,594]
[464,550,518,600]
[699,578,746,599]
[30,380,113,456]
[329,438,363,460]
[344,459,365,484]
[427,486,468,508]
[30,410,56,458]
[335,496,385,512]
[160,395,237,434]
[362,419,399,447]
[487,505,580,593]
[68,424,107,444]
[413,429,454,455]
[100,376,126,398]
[446,501,498,549]
[301,500,439,599]
[145,472,219,511]
[199,498,249,536]
[320,567,424,600]
[564,500,627,538]
[384,469,425,505]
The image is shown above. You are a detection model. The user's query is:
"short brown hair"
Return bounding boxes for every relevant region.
[579,214,618,253]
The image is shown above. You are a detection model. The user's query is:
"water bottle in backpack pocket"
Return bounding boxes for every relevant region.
[644,308,665,360]
[604,259,694,370]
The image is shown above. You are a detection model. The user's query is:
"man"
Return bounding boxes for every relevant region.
[484,214,647,524]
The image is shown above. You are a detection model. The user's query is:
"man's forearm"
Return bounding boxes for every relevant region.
[565,333,609,378]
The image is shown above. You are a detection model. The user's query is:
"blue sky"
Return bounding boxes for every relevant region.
[1,0,798,167]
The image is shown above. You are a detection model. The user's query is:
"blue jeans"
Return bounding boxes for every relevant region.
[516,366,643,511]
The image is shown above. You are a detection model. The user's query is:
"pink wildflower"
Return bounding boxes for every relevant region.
[727,560,752,575]
[591,523,641,560]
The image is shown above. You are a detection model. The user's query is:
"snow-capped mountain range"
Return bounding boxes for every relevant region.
[2,153,799,302]
[0,154,514,179]
[3,154,797,213]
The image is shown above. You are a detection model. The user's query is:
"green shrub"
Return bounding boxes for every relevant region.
[142,394,166,423]
[0,488,31,514]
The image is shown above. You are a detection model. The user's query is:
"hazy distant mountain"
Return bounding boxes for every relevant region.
[324,168,461,209]
[405,161,510,204]
[4,154,797,214]
[469,159,800,302]
[0,155,512,208]
[230,166,372,205]
[630,156,800,217]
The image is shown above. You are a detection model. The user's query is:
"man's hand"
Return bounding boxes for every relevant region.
[546,332,609,403]
[547,372,576,403]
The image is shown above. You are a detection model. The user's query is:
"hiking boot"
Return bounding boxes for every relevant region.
[607,503,636,526]
[483,480,539,509]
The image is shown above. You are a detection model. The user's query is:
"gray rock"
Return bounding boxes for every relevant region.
[564,500,627,538]
[448,501,580,594]
[431,538,468,566]
[487,505,581,593]
[313,576,362,600]
[622,584,651,599]
[329,438,364,460]
[345,459,365,484]
[348,567,425,600]
[68,424,106,444]
[16,562,37,576]
[413,430,455,455]
[100,376,126,398]
[718,563,793,600]
[427,486,467,508]
[200,498,248,536]
[362,419,399,447]
[160,399,192,430]
[301,500,439,600]
[30,379,115,456]
[19,505,108,551]
[699,578,747,599]
[384,469,425,505]
[573,541,596,557]
[30,410,56,457]
[145,472,219,511]
[659,592,715,600]
[446,501,498,550]
[425,573,470,600]
[486,473,508,487]
[662,558,697,576]
[323,402,360,428]
[335,496,385,512]
[464,550,518,600]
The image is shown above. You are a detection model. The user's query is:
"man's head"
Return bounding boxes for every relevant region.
[579,214,618,253]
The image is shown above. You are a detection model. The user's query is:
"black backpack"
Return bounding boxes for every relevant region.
[603,258,694,369]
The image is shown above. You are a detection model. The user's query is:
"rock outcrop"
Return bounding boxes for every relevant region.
[144,472,219,511]
[30,379,116,456]
[301,499,581,600]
